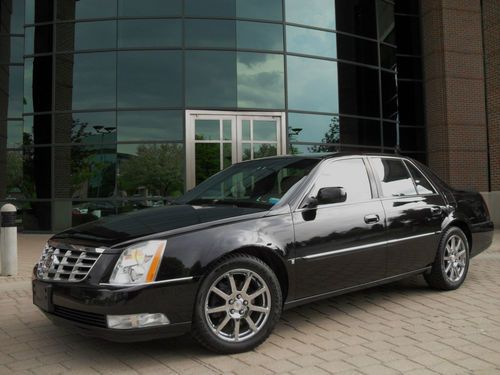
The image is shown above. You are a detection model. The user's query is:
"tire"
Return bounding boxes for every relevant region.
[192,254,282,354]
[424,227,470,290]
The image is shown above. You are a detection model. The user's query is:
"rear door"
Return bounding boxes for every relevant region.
[293,157,387,299]
[368,157,445,275]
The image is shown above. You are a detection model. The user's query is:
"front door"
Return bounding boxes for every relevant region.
[186,111,286,189]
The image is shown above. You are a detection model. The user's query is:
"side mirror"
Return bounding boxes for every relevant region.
[301,196,318,209]
[317,186,347,205]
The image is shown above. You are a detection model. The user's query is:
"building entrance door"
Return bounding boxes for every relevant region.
[186,111,286,189]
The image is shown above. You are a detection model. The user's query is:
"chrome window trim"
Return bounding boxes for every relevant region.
[292,231,441,261]
[99,276,195,287]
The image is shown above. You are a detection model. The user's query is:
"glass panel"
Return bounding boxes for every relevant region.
[371,158,417,197]
[289,143,339,155]
[24,27,34,55]
[395,15,421,55]
[381,71,398,121]
[7,121,23,148]
[117,143,185,200]
[186,51,237,108]
[72,200,118,227]
[10,0,25,33]
[397,55,422,79]
[242,120,251,140]
[223,144,232,169]
[118,111,183,142]
[185,0,235,17]
[286,0,335,29]
[287,56,339,113]
[23,146,52,199]
[253,144,277,159]
[196,144,221,185]
[118,20,182,48]
[383,122,397,149]
[398,81,424,125]
[337,34,378,66]
[286,26,336,59]
[118,0,182,16]
[237,52,285,109]
[335,0,377,38]
[22,202,52,230]
[117,51,182,108]
[23,115,52,145]
[24,25,53,55]
[57,0,117,20]
[7,66,23,118]
[288,113,339,143]
[237,22,283,51]
[55,53,115,111]
[55,112,117,144]
[57,21,116,51]
[405,161,436,195]
[27,0,52,24]
[223,120,232,140]
[242,143,251,160]
[195,120,220,141]
[339,117,381,146]
[0,36,23,63]
[253,120,277,141]
[185,19,236,49]
[57,144,117,199]
[313,159,372,204]
[376,0,395,44]
[236,0,282,21]
[400,127,426,152]
[380,43,397,70]
[338,63,380,117]
[395,1,419,15]
[5,151,24,200]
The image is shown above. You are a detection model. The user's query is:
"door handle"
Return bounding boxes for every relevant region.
[364,214,380,224]
[431,206,442,216]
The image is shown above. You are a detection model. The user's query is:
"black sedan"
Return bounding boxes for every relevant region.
[32,153,494,353]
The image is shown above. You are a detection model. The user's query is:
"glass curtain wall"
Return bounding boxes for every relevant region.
[0,0,424,231]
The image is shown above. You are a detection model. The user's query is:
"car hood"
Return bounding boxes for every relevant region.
[51,204,267,249]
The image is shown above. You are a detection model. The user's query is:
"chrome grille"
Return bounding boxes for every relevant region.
[37,246,101,282]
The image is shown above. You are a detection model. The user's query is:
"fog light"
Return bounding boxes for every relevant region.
[107,313,170,329]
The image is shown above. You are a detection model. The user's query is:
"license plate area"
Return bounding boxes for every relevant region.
[32,281,53,312]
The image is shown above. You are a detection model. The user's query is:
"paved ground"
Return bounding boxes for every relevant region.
[0,232,500,374]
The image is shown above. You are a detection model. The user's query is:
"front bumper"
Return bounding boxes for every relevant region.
[32,276,199,342]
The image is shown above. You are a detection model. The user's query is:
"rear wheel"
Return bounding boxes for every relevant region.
[424,227,469,290]
[192,254,282,353]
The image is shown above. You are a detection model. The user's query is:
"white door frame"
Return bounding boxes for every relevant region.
[185,110,287,190]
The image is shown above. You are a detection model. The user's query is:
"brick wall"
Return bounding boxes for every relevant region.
[482,0,500,191]
[421,0,489,191]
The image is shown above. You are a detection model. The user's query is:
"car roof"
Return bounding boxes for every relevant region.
[249,151,407,162]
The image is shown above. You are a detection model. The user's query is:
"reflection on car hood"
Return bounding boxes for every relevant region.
[52,204,265,248]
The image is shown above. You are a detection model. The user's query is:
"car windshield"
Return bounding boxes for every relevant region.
[176,158,320,209]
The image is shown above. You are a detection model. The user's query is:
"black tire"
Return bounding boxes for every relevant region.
[424,227,470,290]
[192,254,282,354]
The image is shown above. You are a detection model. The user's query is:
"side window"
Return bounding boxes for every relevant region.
[405,161,436,195]
[371,158,417,197]
[312,159,372,204]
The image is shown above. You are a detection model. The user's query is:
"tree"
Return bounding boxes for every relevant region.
[308,116,341,153]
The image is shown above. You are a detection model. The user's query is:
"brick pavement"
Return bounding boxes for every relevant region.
[0,232,499,374]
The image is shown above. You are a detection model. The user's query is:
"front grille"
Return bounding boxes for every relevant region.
[53,305,107,328]
[37,246,101,282]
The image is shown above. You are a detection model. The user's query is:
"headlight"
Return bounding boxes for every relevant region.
[109,240,166,285]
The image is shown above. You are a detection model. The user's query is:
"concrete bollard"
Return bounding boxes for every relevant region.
[0,204,18,276]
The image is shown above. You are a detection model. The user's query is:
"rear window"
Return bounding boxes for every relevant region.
[405,161,436,195]
[370,158,417,197]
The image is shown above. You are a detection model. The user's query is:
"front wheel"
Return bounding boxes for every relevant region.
[424,227,470,290]
[192,254,282,353]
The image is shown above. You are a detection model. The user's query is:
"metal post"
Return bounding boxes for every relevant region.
[1,204,18,276]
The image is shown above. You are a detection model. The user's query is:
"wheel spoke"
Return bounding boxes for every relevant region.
[445,262,452,273]
[228,274,237,294]
[250,304,269,314]
[246,316,257,332]
[234,319,240,341]
[457,250,466,258]
[443,256,451,261]
[241,273,253,294]
[211,286,230,301]
[207,305,227,314]
[248,286,268,301]
[216,314,231,333]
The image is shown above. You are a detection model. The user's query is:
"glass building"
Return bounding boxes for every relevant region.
[0,0,426,231]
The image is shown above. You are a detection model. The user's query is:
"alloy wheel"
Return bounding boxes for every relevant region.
[443,234,467,282]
